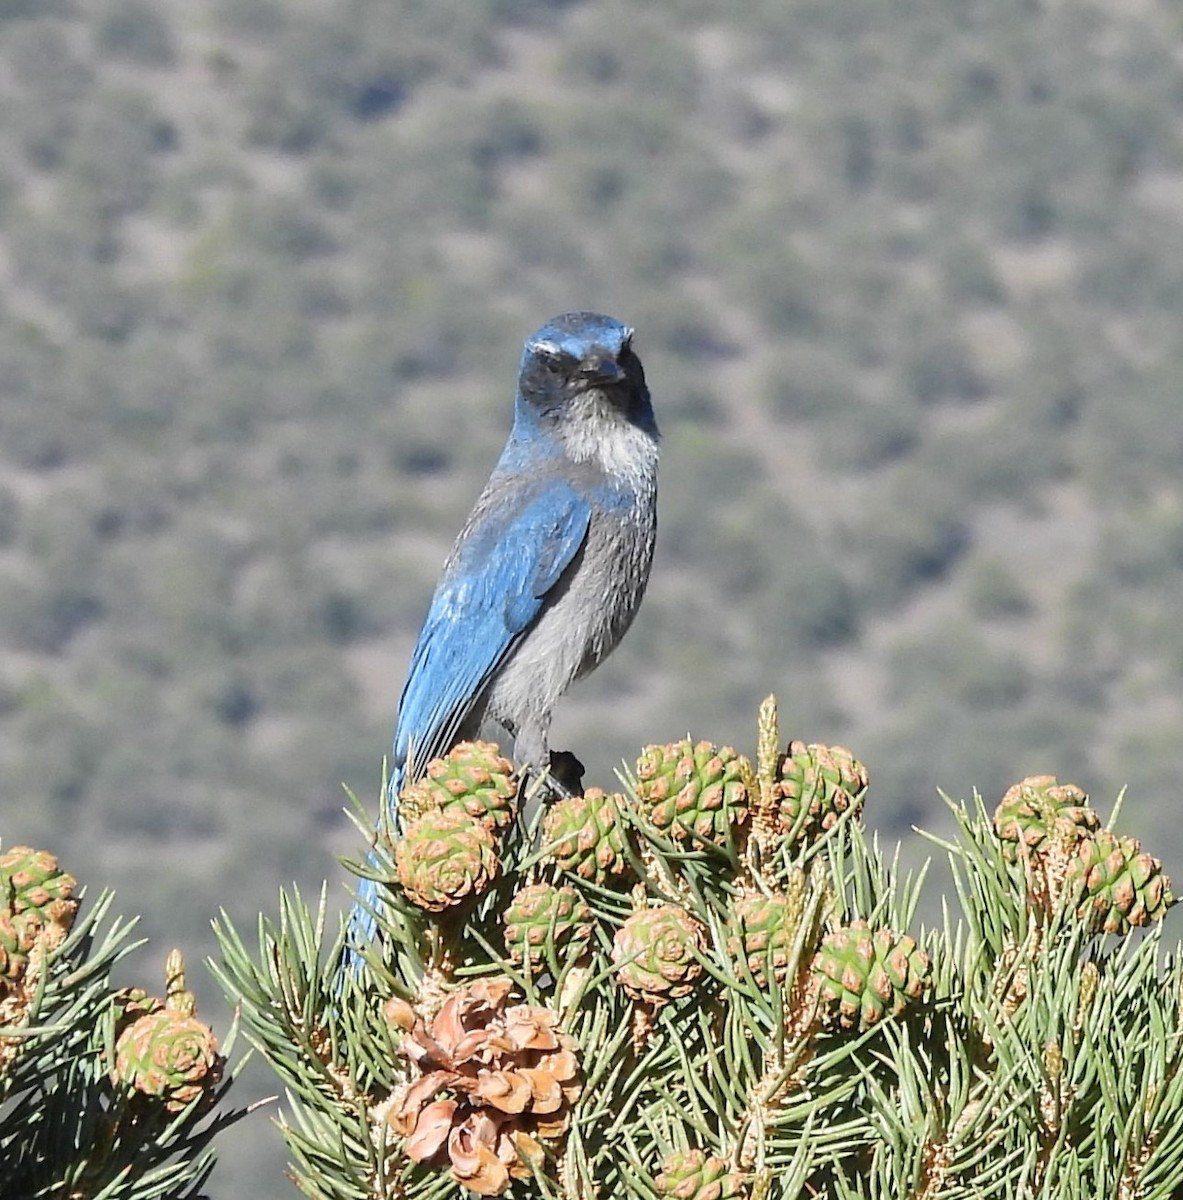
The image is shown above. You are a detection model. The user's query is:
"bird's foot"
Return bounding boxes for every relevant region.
[517,750,585,835]
[546,749,585,798]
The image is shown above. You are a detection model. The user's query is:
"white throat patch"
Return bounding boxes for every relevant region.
[558,389,659,494]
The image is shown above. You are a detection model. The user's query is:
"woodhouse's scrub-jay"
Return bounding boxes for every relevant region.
[348,311,659,959]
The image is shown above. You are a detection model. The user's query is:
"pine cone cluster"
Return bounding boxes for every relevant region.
[0,845,77,1007]
[111,950,223,1113]
[993,775,1174,932]
[634,740,751,846]
[399,740,518,832]
[811,921,931,1032]
[257,695,1183,1200]
[388,977,580,1196]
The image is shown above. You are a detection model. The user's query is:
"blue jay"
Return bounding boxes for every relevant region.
[347,311,659,962]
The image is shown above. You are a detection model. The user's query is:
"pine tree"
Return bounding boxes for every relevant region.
[0,846,246,1198]
[211,697,1183,1199]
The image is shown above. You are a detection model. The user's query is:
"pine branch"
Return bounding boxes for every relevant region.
[212,702,1183,1200]
[0,847,248,1199]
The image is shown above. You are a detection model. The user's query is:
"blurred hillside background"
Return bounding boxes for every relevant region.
[3,0,1183,1191]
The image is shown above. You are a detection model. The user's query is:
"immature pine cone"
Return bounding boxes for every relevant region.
[655,1148,744,1200]
[612,904,706,1006]
[114,1011,222,1112]
[399,740,518,832]
[634,740,751,846]
[542,788,633,886]
[395,809,500,912]
[0,846,79,1004]
[812,921,930,1032]
[0,909,38,998]
[1069,829,1174,934]
[0,845,78,931]
[389,978,580,1196]
[112,985,165,1025]
[772,742,867,844]
[994,775,1099,862]
[728,891,799,989]
[111,950,222,1112]
[503,883,593,964]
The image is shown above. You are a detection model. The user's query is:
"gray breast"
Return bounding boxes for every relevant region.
[480,492,656,740]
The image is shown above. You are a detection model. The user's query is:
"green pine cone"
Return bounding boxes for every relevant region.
[727,891,799,988]
[0,909,39,994]
[112,986,167,1037]
[394,809,500,912]
[542,788,633,886]
[812,920,930,1032]
[0,845,78,932]
[654,1148,744,1200]
[1070,829,1174,934]
[634,740,751,846]
[773,742,867,844]
[994,775,1099,862]
[113,1009,222,1112]
[399,740,518,832]
[612,904,706,1006]
[502,883,593,964]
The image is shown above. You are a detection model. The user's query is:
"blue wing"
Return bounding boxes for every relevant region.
[391,480,591,794]
[346,482,590,970]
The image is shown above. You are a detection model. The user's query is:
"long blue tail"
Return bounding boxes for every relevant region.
[344,861,384,977]
[343,766,402,978]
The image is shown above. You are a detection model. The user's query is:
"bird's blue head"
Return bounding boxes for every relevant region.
[515,312,656,442]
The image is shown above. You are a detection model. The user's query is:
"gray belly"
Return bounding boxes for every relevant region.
[480,506,655,734]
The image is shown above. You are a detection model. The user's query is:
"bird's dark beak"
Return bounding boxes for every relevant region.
[577,354,626,385]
